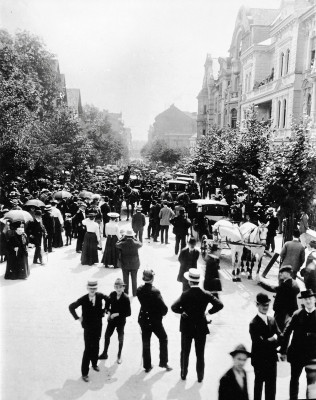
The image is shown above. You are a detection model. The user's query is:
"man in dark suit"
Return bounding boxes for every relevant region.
[218,344,250,400]
[136,269,172,373]
[279,229,305,279]
[273,265,300,331]
[42,204,55,253]
[100,196,111,237]
[170,207,191,255]
[27,210,47,265]
[249,292,279,400]
[280,289,316,400]
[171,269,223,382]
[69,279,108,382]
[72,203,87,253]
[177,237,200,291]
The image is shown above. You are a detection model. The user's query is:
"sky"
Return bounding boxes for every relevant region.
[1,0,280,140]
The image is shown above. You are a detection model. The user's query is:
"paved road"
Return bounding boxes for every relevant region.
[0,220,307,400]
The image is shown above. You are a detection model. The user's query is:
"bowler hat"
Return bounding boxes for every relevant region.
[184,268,200,282]
[188,237,197,245]
[114,278,126,287]
[279,265,292,273]
[298,289,316,299]
[143,269,155,282]
[256,292,271,305]
[229,344,251,358]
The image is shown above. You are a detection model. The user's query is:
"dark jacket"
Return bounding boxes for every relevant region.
[116,237,142,270]
[301,250,316,292]
[218,368,249,400]
[69,292,107,329]
[249,315,279,368]
[280,240,305,273]
[27,219,47,245]
[171,214,191,236]
[177,248,200,283]
[100,202,111,222]
[171,287,223,336]
[105,291,131,321]
[132,212,146,231]
[280,308,316,364]
[273,277,300,316]
[42,213,55,235]
[137,283,168,328]
[72,210,86,231]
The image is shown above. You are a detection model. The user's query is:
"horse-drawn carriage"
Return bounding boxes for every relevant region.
[201,219,268,283]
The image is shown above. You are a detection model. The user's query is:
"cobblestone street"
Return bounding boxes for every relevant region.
[0,217,307,400]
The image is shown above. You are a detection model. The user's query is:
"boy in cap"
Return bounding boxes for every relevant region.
[137,269,172,373]
[64,213,73,246]
[249,292,279,400]
[69,279,108,382]
[172,269,223,382]
[99,278,131,364]
[280,289,316,400]
[218,344,251,400]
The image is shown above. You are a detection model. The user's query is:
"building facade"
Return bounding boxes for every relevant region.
[149,104,197,148]
[197,0,316,142]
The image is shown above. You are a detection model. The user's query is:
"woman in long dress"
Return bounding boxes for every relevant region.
[81,212,100,266]
[4,222,30,280]
[102,213,120,268]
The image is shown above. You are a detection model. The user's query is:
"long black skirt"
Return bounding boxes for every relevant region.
[5,249,30,279]
[102,235,118,267]
[81,232,99,266]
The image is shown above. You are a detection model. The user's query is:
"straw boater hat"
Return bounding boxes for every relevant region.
[298,289,316,299]
[229,344,251,358]
[107,212,120,218]
[136,205,142,211]
[126,229,135,237]
[87,279,98,288]
[184,268,200,282]
[44,205,52,211]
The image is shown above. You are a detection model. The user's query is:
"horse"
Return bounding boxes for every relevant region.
[213,219,245,282]
[124,187,139,220]
[239,222,268,280]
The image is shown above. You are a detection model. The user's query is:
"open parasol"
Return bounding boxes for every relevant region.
[4,210,33,223]
[24,199,45,208]
[54,190,72,200]
[79,190,93,199]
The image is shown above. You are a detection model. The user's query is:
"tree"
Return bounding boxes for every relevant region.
[141,138,189,166]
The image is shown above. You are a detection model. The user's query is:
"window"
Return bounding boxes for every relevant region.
[311,49,316,68]
[249,73,252,91]
[245,74,248,92]
[203,105,207,114]
[202,129,206,136]
[277,100,281,128]
[286,49,290,74]
[307,94,312,116]
[283,99,287,128]
[280,52,285,77]
[231,108,237,128]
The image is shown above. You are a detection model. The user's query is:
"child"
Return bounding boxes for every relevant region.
[64,213,73,246]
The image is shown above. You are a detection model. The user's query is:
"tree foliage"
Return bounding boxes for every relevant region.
[141,138,189,166]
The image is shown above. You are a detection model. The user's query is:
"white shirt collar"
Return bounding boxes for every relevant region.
[257,312,268,324]
[306,306,316,314]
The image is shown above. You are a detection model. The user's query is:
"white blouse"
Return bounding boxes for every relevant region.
[83,219,100,241]
[105,221,120,238]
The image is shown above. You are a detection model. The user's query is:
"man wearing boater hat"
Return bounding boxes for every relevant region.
[218,344,251,400]
[171,268,223,382]
[249,293,279,400]
[280,289,316,400]
[69,279,108,382]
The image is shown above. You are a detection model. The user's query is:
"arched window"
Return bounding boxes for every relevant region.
[280,52,285,77]
[286,49,290,74]
[231,108,237,128]
[277,100,281,128]
[283,99,287,128]
[307,93,312,116]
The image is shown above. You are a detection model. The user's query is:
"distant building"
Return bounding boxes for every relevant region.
[149,104,197,148]
[197,0,316,141]
[66,89,83,118]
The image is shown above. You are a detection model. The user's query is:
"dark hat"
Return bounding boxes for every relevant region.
[309,240,316,248]
[256,292,271,305]
[298,289,316,299]
[188,237,197,245]
[65,213,72,217]
[87,212,96,217]
[230,344,251,358]
[34,210,42,216]
[51,200,57,205]
[279,265,292,273]
[114,278,126,287]
[143,269,155,282]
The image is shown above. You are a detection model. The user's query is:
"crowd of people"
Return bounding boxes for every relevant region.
[1,165,316,399]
